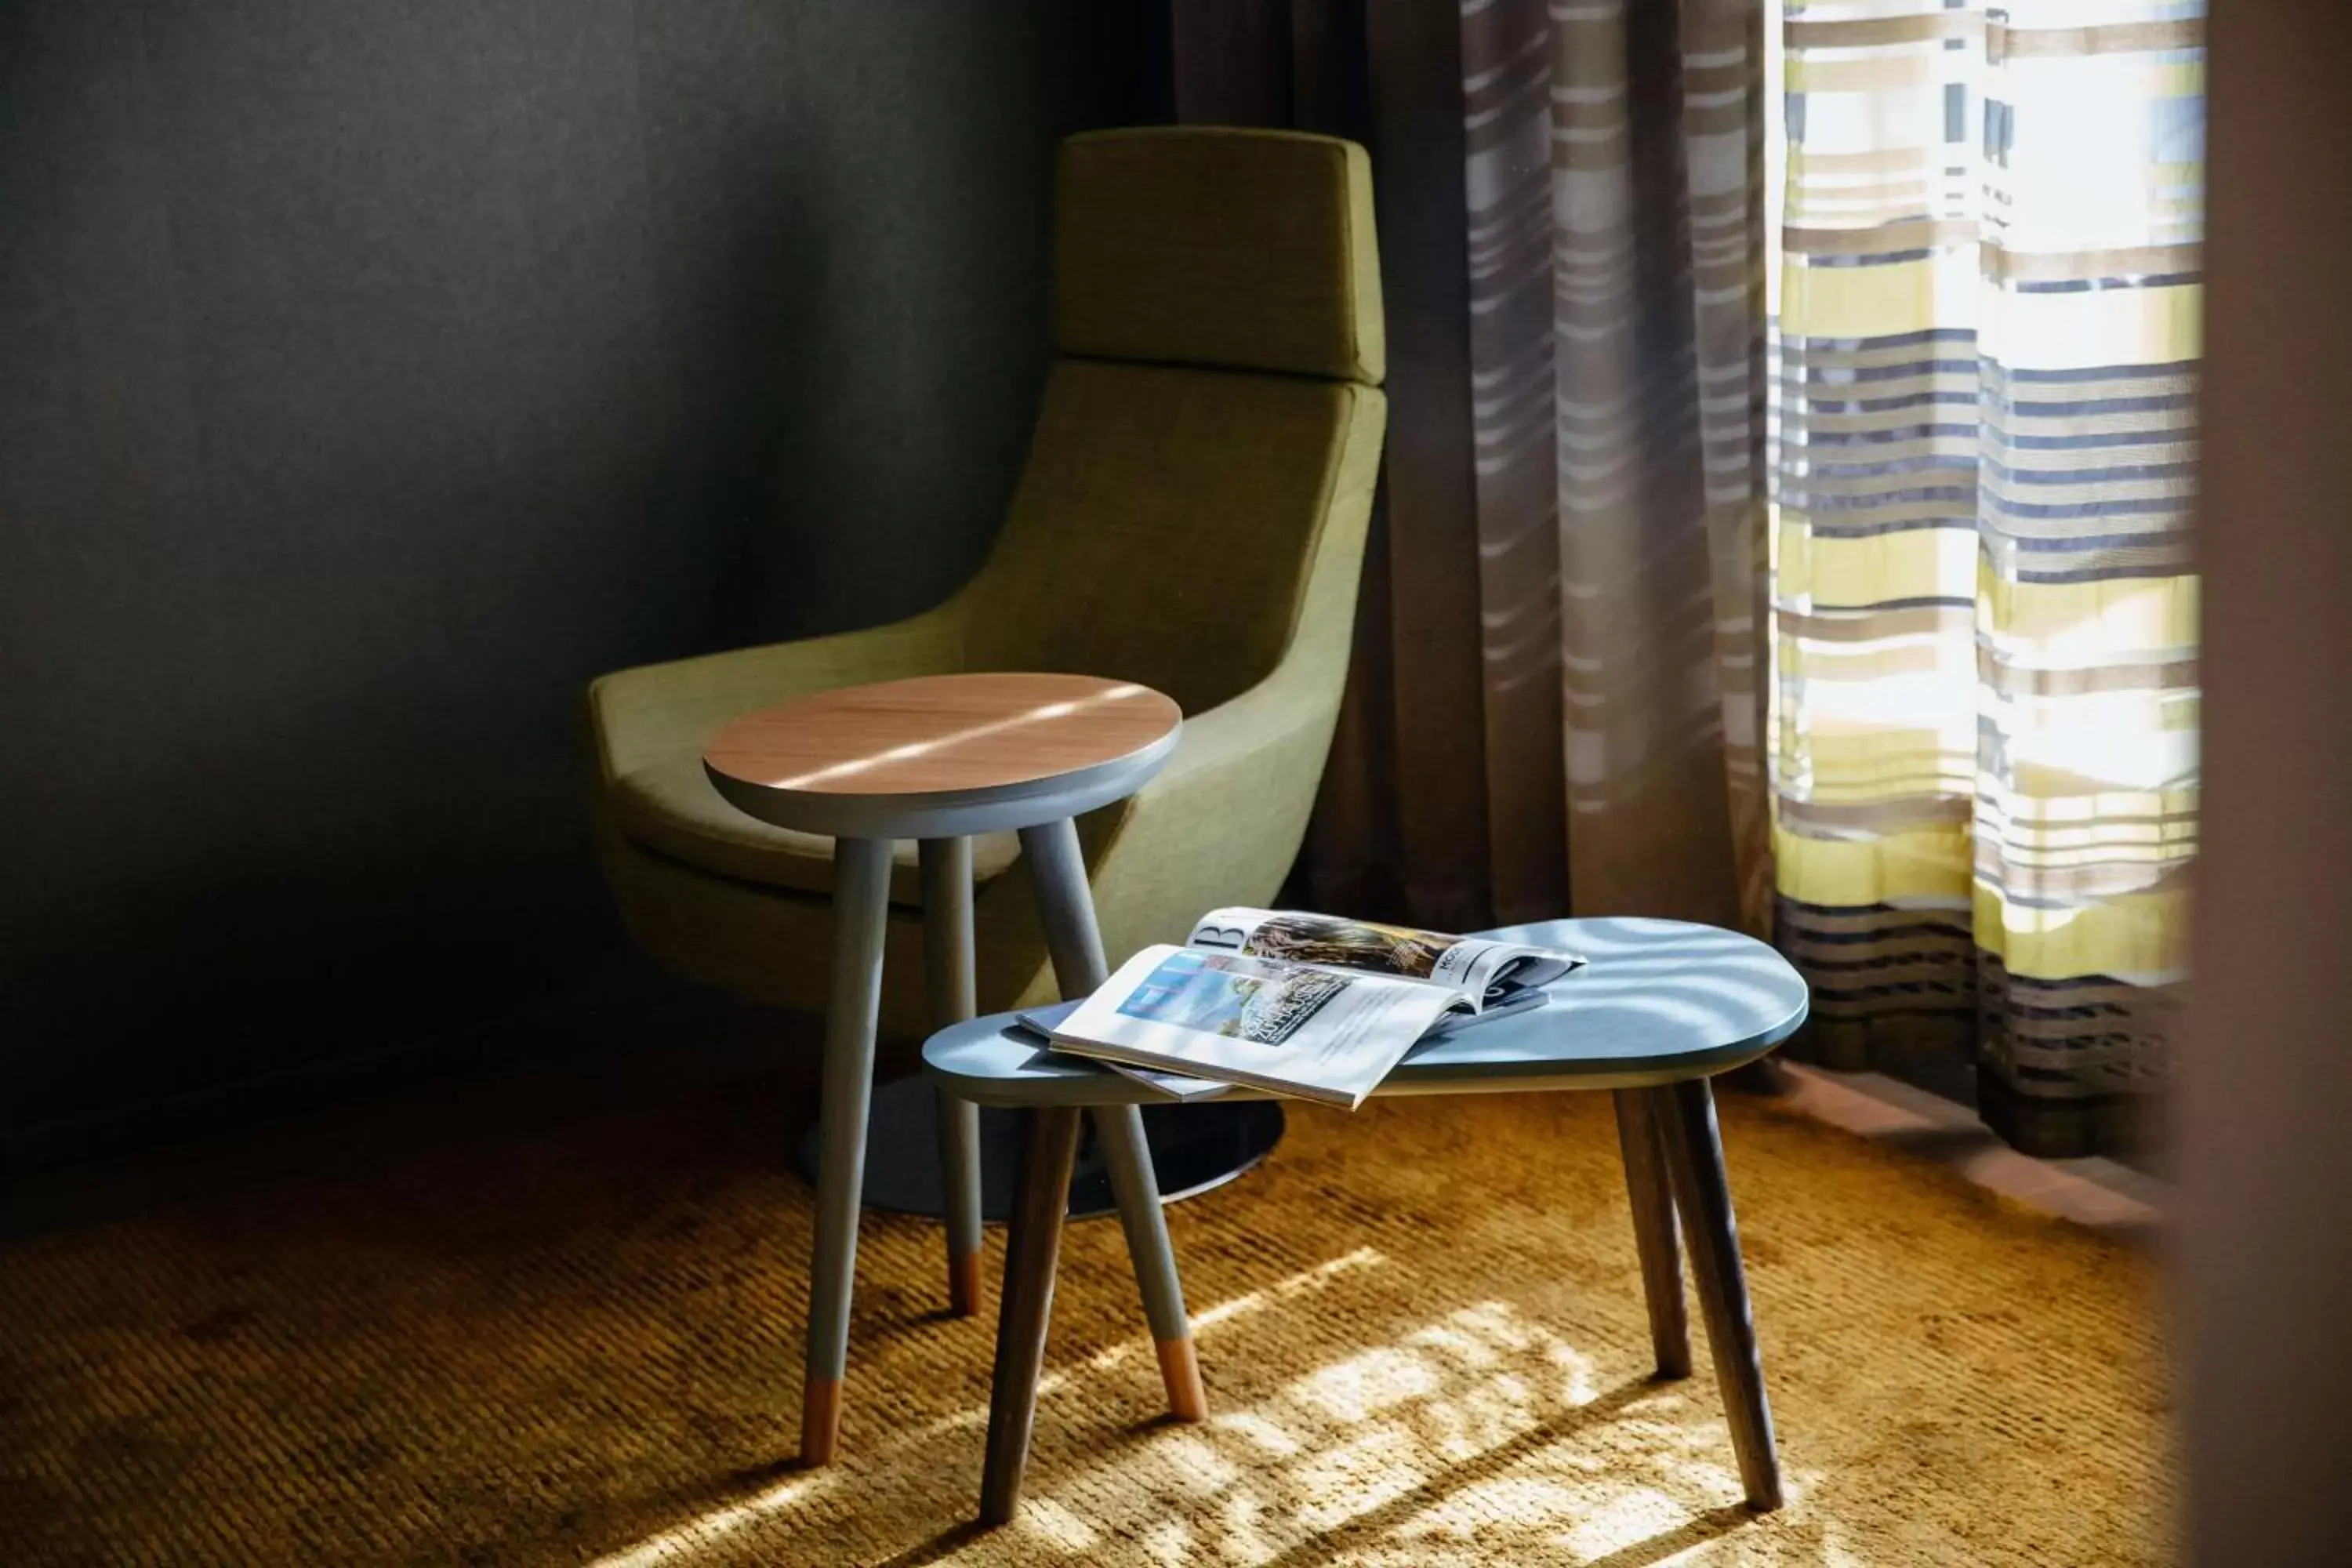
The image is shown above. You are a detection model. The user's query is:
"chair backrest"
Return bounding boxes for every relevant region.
[956,128,1388,716]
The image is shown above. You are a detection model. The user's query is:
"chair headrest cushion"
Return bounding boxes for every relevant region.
[1054,128,1385,386]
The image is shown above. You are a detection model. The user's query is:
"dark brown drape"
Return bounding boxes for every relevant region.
[1174,0,1769,938]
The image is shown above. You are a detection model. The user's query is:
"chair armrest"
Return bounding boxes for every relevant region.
[1152,655,1343,797]
[587,599,968,783]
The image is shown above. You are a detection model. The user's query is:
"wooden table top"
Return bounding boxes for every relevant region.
[923,918,1810,1105]
[702,672,1184,838]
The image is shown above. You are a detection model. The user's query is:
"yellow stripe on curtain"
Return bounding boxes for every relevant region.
[1983,572,2199,656]
[1973,885,2189,985]
[1773,822,1972,909]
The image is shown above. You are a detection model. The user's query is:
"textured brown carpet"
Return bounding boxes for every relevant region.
[0,1080,2169,1566]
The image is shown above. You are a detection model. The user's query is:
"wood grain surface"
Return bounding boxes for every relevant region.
[703,673,1181,800]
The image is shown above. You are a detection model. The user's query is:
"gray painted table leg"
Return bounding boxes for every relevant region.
[799,835,894,1468]
[920,837,985,1317]
[1611,1088,1691,1379]
[1015,816,1207,1422]
[981,1105,1083,1525]
[1091,1099,1209,1419]
[1650,1076,1783,1510]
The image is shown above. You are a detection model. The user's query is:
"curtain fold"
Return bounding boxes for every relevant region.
[1771,0,2203,1156]
[1191,0,1770,937]
[1463,0,1772,937]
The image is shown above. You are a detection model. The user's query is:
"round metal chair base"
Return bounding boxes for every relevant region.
[799,1074,1286,1221]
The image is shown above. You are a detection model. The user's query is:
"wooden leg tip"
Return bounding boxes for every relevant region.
[949,1250,985,1318]
[799,1377,843,1467]
[1156,1337,1208,1422]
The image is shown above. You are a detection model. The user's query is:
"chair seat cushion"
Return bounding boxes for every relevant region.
[608,754,1022,904]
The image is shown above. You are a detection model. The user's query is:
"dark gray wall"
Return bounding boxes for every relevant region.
[0,1,1157,1155]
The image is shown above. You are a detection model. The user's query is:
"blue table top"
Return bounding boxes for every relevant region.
[921,917,1809,1108]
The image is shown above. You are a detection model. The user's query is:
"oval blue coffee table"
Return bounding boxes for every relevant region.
[923,916,1810,1525]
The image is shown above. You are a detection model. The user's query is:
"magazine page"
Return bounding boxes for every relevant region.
[1186,908,1584,1009]
[1048,945,1468,1109]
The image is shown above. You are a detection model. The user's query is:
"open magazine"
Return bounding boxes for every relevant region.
[1026,909,1584,1109]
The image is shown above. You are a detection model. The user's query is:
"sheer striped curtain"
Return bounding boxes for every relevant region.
[1175,0,2198,1154]
[1770,1,2204,1155]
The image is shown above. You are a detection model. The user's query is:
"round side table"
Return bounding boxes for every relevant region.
[702,672,1217,1465]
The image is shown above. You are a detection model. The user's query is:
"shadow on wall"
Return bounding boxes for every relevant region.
[0,0,1154,1162]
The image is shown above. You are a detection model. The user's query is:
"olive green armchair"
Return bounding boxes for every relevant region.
[587,127,1387,1040]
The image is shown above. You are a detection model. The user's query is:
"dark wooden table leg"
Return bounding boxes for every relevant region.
[980,1105,1083,1525]
[1649,1076,1783,1511]
[1612,1088,1691,1379]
